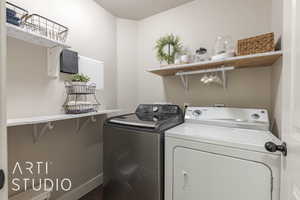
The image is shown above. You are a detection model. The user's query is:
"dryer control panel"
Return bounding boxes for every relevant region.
[185,107,270,131]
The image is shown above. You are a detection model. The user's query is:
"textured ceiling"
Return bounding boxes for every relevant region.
[95,0,194,20]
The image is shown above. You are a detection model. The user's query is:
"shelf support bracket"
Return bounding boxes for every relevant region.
[47,46,63,78]
[179,73,189,91]
[76,116,97,133]
[176,66,235,90]
[32,122,55,143]
[221,66,227,89]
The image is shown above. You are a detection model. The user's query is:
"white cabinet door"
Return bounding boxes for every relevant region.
[173,147,272,200]
[0,1,8,199]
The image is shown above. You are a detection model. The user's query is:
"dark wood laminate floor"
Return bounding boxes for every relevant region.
[79,186,103,200]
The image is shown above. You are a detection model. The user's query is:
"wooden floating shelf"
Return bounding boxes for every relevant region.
[7,109,120,127]
[147,51,283,76]
[7,23,70,49]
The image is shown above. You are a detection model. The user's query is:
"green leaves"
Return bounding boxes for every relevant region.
[71,73,90,82]
[155,34,182,64]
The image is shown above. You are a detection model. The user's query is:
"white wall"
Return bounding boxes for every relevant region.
[7,0,117,118]
[0,1,8,200]
[272,0,283,42]
[116,19,138,113]
[271,0,283,137]
[135,0,273,109]
[7,0,117,199]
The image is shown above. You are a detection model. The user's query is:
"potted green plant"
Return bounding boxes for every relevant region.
[71,73,90,85]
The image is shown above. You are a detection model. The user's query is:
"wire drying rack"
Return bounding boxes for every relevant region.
[64,82,100,114]
[6,1,69,43]
[23,14,69,43]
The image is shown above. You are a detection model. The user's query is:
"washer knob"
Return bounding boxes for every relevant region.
[153,106,159,112]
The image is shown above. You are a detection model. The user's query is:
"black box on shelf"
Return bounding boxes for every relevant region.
[60,49,78,74]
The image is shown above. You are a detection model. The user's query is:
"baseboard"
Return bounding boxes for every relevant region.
[57,173,103,200]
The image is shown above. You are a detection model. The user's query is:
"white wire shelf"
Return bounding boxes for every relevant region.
[7,23,70,49]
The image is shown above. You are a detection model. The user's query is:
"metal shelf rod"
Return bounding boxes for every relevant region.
[175,66,235,91]
[175,66,235,76]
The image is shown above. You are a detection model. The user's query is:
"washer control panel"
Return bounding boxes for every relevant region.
[136,104,182,115]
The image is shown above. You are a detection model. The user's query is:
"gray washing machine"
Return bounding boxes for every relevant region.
[103,104,184,200]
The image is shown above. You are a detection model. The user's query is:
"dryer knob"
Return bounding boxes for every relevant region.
[192,110,202,117]
[251,113,260,119]
[265,142,287,156]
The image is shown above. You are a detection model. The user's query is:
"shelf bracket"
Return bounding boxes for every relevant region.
[176,66,235,90]
[76,116,97,133]
[32,122,55,143]
[179,74,189,91]
[47,46,63,78]
[222,67,227,89]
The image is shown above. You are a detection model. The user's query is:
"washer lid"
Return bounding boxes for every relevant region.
[109,114,158,128]
[165,123,282,154]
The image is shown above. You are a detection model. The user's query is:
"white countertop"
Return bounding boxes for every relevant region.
[7,109,120,127]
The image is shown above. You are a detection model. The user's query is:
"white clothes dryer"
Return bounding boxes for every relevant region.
[165,107,282,200]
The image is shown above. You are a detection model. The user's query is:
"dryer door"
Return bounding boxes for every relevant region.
[173,147,272,200]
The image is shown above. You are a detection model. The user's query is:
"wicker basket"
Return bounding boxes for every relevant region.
[64,81,100,114]
[65,104,98,114]
[237,33,275,56]
[65,83,96,94]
